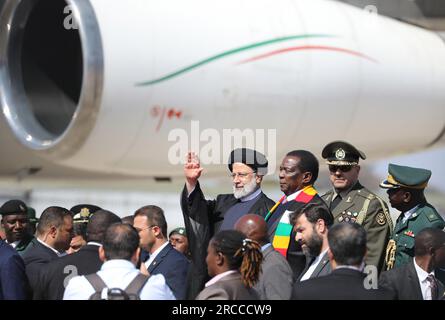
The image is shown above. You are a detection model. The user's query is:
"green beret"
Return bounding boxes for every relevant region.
[380,163,431,189]
[169,227,187,238]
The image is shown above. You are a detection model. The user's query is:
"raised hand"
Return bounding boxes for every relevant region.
[184,151,203,192]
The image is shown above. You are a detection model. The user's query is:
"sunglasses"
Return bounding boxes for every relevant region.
[328,165,354,173]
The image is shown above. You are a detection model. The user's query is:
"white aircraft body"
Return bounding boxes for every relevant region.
[1,0,445,180]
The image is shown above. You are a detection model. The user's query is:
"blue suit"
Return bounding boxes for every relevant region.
[147,242,189,300]
[0,240,29,300]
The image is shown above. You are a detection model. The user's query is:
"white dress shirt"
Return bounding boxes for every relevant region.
[413,259,435,300]
[6,240,20,249]
[145,241,169,269]
[300,248,329,281]
[63,259,176,300]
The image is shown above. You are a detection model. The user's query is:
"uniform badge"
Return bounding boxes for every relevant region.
[335,148,346,160]
[376,212,386,226]
[404,230,415,237]
[346,197,352,203]
[80,208,90,218]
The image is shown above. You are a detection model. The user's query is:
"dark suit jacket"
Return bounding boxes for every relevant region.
[15,234,36,257]
[22,239,59,293]
[147,242,190,300]
[33,244,103,300]
[181,182,274,299]
[0,240,29,300]
[379,259,445,300]
[196,272,259,300]
[296,250,331,282]
[267,194,330,279]
[292,268,394,300]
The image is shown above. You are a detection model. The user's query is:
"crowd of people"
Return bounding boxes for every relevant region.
[1,140,444,300]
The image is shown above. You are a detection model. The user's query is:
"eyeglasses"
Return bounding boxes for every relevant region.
[230,171,256,179]
[134,225,157,233]
[329,165,354,173]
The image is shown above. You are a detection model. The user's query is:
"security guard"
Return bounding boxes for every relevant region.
[321,141,393,272]
[380,163,445,270]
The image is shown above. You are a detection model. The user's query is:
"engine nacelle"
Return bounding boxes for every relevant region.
[1,0,445,176]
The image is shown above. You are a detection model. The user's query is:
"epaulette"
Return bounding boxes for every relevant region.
[426,211,442,222]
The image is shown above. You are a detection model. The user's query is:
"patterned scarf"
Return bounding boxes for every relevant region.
[270,185,317,257]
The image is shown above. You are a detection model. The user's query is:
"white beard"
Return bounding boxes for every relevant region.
[233,176,259,199]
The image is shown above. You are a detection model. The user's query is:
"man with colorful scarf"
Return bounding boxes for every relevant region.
[266,150,330,279]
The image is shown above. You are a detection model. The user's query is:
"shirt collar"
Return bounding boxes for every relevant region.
[205,270,238,287]
[37,238,65,257]
[87,241,102,247]
[101,259,136,271]
[261,243,272,252]
[149,241,169,260]
[404,205,420,220]
[240,188,262,202]
[413,258,434,282]
[6,240,20,249]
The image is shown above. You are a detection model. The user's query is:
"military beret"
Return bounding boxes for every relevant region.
[0,199,28,216]
[322,141,366,166]
[228,148,268,175]
[380,163,431,190]
[70,204,102,223]
[169,227,187,238]
[27,207,39,224]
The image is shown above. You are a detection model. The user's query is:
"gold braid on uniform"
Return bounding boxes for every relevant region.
[234,239,263,288]
[385,239,397,270]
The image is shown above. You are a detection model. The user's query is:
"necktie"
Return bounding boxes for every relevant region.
[427,274,439,300]
[330,195,342,210]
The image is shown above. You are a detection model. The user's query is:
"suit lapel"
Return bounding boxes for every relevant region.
[147,243,171,273]
[407,261,424,300]
[311,251,330,278]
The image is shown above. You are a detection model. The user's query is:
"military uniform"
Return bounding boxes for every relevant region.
[321,141,393,272]
[380,163,445,270]
[322,182,392,271]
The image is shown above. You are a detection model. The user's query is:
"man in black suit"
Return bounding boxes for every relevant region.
[22,206,73,293]
[379,228,445,300]
[266,150,330,279]
[292,222,393,300]
[32,210,121,300]
[134,205,189,300]
[181,148,274,298]
[291,202,334,282]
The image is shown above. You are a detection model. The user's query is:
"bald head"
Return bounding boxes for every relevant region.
[234,214,268,245]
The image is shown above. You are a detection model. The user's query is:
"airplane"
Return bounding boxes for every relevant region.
[1,0,445,184]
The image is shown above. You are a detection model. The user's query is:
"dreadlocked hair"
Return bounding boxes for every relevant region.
[212,230,263,288]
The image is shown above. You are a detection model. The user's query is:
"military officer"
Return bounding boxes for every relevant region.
[380,163,445,270]
[0,199,36,256]
[321,141,393,272]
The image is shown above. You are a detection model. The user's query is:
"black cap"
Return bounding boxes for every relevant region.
[70,204,102,223]
[0,200,28,216]
[228,148,268,175]
[321,141,366,166]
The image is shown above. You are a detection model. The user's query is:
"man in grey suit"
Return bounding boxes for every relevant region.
[379,228,445,300]
[291,202,334,282]
[235,214,293,300]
